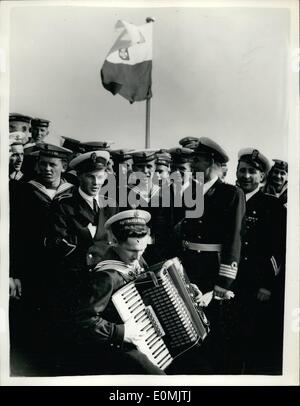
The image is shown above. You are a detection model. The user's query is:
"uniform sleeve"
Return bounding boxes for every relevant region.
[45,199,78,258]
[259,200,287,291]
[76,270,125,347]
[217,187,246,290]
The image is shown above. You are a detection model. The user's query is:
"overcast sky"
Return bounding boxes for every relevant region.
[9,3,290,183]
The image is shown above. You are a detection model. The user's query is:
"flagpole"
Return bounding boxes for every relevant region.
[145,97,151,148]
[145,17,154,149]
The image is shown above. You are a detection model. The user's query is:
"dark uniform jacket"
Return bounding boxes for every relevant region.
[177,178,246,292]
[46,188,118,271]
[233,190,286,296]
[171,177,200,227]
[52,248,146,344]
[12,178,74,304]
[262,182,288,208]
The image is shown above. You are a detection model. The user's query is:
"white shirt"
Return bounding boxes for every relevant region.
[203,176,219,195]
[78,187,99,210]
[245,186,260,202]
[78,187,99,238]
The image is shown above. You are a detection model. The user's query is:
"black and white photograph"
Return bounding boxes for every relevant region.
[0,0,299,387]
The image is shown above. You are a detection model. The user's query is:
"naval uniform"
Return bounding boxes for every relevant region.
[10,178,74,375]
[176,177,246,373]
[178,178,246,292]
[50,247,164,375]
[231,189,286,374]
[46,187,118,272]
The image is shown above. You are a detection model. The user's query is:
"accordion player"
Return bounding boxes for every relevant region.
[112,257,210,371]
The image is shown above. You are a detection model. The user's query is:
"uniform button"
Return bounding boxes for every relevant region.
[197,235,201,239]
[244,257,248,261]
[244,241,248,245]
[116,345,120,349]
[110,343,114,347]
[252,211,256,214]
[198,220,202,224]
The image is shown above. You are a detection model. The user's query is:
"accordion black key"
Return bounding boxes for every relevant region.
[112,257,210,370]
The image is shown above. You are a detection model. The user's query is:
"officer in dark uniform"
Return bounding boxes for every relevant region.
[10,143,73,376]
[49,209,165,375]
[262,159,288,208]
[232,148,287,374]
[175,137,246,373]
[46,150,117,272]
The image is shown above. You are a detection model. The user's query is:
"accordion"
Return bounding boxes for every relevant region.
[112,257,210,370]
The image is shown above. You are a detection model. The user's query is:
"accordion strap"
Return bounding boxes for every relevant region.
[94,260,145,278]
[94,260,132,275]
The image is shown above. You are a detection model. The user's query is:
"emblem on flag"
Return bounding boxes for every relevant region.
[119,48,129,61]
[101,20,153,103]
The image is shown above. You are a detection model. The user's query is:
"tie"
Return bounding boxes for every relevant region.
[93,198,99,214]
[93,198,99,225]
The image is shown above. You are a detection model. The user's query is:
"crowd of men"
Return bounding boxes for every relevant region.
[8,112,287,376]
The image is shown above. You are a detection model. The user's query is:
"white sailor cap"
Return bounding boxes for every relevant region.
[69,150,110,173]
[105,209,151,230]
[238,148,271,173]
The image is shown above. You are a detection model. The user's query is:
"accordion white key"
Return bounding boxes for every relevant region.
[112,257,210,370]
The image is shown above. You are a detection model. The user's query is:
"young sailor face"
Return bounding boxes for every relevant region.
[116,235,149,265]
[155,164,170,181]
[133,161,156,185]
[37,156,65,186]
[79,169,107,196]
[31,125,49,143]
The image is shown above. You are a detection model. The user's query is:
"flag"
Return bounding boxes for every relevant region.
[101,20,153,103]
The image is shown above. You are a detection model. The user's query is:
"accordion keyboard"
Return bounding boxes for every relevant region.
[112,282,173,370]
[112,257,210,371]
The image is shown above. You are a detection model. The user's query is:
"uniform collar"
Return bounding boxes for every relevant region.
[9,171,23,180]
[203,175,218,195]
[245,186,261,202]
[78,187,99,208]
[29,178,73,200]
